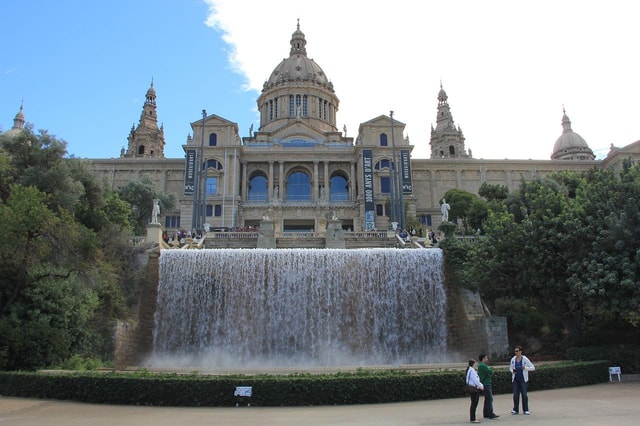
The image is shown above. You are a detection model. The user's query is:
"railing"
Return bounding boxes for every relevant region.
[208,231,259,239]
[276,232,324,239]
[129,237,146,246]
[241,200,357,207]
[344,231,391,240]
[455,235,479,244]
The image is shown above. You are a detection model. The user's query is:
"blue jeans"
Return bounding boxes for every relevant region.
[483,384,494,417]
[512,378,529,413]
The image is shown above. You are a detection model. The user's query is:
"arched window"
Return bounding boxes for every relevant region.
[286,171,311,201]
[330,174,349,201]
[449,145,455,155]
[248,175,268,201]
[375,159,392,170]
[205,159,223,171]
[380,133,388,147]
[137,145,145,155]
[209,133,217,147]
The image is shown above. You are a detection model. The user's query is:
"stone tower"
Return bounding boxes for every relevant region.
[429,84,470,159]
[123,80,166,158]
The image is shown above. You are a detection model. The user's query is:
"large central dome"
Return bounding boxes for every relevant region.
[255,22,340,135]
[263,22,333,92]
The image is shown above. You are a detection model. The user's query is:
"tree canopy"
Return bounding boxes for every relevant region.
[0,128,157,370]
[451,162,640,352]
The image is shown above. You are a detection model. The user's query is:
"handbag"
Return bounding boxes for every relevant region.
[466,384,477,394]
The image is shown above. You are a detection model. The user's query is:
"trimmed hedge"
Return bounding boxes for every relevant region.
[0,361,608,407]
[566,345,640,374]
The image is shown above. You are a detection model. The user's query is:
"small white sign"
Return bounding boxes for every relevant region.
[234,386,253,397]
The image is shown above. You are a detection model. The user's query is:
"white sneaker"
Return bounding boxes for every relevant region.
[524,411,530,415]
[511,410,518,414]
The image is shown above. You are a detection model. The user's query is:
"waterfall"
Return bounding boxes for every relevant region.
[152,248,447,368]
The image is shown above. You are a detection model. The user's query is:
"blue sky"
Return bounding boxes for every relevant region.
[1,0,257,159]
[2,0,640,161]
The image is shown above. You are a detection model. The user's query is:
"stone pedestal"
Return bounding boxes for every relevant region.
[257,220,276,249]
[325,219,345,248]
[146,223,163,245]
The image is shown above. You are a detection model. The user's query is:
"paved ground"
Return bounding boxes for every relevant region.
[1,381,638,425]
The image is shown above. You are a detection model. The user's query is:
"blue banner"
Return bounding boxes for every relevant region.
[184,149,196,195]
[362,150,376,230]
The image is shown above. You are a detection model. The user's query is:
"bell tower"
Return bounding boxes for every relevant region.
[123,80,166,158]
[429,83,470,159]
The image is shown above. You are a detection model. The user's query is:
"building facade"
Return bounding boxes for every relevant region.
[6,24,639,235]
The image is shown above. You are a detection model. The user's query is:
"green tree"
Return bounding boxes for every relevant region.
[443,188,480,233]
[1,129,137,370]
[478,182,509,202]
[1,127,132,234]
[118,175,176,235]
[563,163,640,335]
[456,165,640,353]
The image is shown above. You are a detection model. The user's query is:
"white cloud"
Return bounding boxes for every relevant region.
[205,0,640,160]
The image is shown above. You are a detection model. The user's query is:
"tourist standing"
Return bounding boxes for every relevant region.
[478,353,499,419]
[466,359,484,423]
[510,345,535,415]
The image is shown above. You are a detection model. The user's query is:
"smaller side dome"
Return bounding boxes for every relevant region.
[3,101,26,137]
[551,108,595,160]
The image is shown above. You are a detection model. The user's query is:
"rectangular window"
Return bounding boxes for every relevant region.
[420,214,432,226]
[206,205,213,217]
[214,205,222,217]
[380,176,390,193]
[206,177,217,195]
[376,204,384,216]
[164,215,181,228]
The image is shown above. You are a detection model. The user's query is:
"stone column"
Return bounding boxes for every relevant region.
[313,161,319,200]
[146,223,163,245]
[279,161,284,199]
[241,160,248,200]
[257,218,276,249]
[324,161,330,200]
[325,215,345,248]
[268,161,274,202]
[349,161,356,200]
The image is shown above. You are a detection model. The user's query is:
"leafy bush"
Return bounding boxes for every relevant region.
[566,345,640,374]
[0,361,608,407]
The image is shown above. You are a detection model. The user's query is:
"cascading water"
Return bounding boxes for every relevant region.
[151,248,447,368]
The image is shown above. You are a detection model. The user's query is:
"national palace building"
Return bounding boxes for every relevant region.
[5,24,640,234]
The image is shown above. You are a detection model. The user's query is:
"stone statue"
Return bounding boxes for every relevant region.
[151,199,160,223]
[262,207,273,221]
[273,185,279,200]
[440,198,450,222]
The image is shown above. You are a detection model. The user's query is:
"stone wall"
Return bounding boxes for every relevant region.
[113,247,160,370]
[446,284,510,361]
